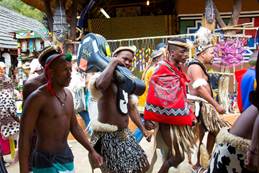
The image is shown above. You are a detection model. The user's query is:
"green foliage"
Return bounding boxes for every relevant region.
[0,0,44,22]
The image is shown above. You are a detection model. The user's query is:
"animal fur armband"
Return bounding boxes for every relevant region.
[91,120,118,132]
[129,95,138,108]
[88,72,103,100]
[192,78,208,89]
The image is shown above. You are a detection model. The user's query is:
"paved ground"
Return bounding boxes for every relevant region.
[5,137,195,173]
[6,138,166,173]
[6,114,238,173]
[6,140,100,173]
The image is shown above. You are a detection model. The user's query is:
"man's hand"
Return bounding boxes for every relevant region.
[143,120,157,142]
[144,120,157,130]
[244,149,258,171]
[111,56,126,67]
[142,128,154,142]
[89,150,103,167]
[215,104,226,114]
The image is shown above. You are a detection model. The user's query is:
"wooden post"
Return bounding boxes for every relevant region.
[70,0,78,41]
[43,0,53,32]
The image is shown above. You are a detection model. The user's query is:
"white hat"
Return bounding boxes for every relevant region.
[151,49,163,59]
[168,40,190,49]
[112,46,136,57]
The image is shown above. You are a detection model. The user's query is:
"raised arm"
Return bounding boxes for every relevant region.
[19,92,42,173]
[188,65,225,114]
[95,57,125,91]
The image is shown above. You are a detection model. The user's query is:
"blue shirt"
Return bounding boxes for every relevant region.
[241,68,256,111]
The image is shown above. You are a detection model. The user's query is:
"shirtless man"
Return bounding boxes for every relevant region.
[187,45,228,170]
[88,46,150,173]
[19,53,103,173]
[21,46,59,171]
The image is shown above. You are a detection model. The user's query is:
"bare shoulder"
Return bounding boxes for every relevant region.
[188,64,203,72]
[23,79,38,90]
[23,79,41,99]
[64,88,73,97]
[23,86,47,108]
[64,88,74,105]
[187,64,204,79]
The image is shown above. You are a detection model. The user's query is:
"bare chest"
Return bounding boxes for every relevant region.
[41,97,73,120]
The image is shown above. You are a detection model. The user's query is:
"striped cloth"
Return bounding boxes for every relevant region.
[32,146,74,173]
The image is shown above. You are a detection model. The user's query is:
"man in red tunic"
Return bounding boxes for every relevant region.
[144,38,196,173]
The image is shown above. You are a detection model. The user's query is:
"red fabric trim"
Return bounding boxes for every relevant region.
[235,68,247,112]
[44,53,64,96]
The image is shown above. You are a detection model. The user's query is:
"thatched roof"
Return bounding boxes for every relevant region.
[0,6,47,49]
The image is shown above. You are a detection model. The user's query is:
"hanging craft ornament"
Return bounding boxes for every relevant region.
[53,0,68,45]
[214,38,246,66]
[205,0,215,24]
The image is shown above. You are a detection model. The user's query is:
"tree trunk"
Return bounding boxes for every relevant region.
[212,0,226,28]
[43,0,53,32]
[228,0,242,26]
[212,0,242,34]
[69,0,78,40]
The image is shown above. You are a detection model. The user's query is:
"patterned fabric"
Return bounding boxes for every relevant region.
[208,143,256,173]
[0,78,19,139]
[208,128,256,173]
[145,103,190,116]
[32,146,74,173]
[0,76,13,91]
[144,60,195,126]
[90,128,149,173]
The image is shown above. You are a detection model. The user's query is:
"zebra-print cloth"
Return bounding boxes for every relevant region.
[91,128,149,173]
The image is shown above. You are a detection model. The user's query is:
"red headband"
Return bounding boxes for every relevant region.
[44,53,64,96]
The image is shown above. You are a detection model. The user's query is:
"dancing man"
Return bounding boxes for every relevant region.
[144,38,196,173]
